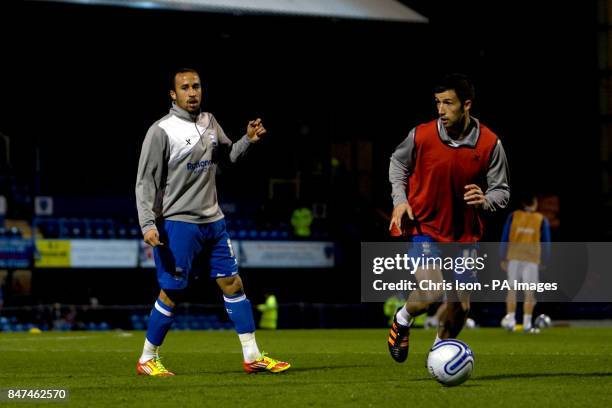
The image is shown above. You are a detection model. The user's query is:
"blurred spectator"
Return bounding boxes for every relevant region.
[51,303,84,331]
[257,293,278,330]
[34,304,52,331]
[383,295,404,327]
[291,206,313,238]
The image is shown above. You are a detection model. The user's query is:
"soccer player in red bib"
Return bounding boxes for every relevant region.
[387,73,510,363]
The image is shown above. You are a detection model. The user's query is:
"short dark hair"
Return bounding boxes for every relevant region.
[433,73,475,104]
[170,67,200,91]
[519,191,537,208]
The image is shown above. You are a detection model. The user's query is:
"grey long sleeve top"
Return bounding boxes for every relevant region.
[135,104,251,234]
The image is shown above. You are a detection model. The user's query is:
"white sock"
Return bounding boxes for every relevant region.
[433,334,442,346]
[523,314,532,330]
[395,306,412,327]
[139,339,159,364]
[506,312,515,321]
[239,332,261,363]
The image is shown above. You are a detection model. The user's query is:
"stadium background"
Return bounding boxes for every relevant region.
[0,0,610,332]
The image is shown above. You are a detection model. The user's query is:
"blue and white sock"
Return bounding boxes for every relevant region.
[224,292,260,362]
[140,299,175,364]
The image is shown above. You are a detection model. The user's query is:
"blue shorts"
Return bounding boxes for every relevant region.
[408,235,479,284]
[153,219,238,290]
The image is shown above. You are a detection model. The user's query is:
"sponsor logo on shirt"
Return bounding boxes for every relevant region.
[186,160,212,174]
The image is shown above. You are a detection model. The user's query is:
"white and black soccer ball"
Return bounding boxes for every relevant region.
[535,314,552,329]
[427,339,474,386]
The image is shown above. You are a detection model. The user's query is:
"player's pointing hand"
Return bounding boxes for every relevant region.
[247,118,267,142]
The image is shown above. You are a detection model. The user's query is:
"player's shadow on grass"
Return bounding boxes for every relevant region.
[283,364,373,373]
[188,364,372,375]
[475,372,612,381]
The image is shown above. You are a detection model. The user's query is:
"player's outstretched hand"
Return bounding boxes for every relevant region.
[389,202,414,232]
[144,229,164,247]
[247,118,267,142]
[464,184,486,207]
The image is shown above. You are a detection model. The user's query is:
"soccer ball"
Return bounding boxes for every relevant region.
[500,314,516,331]
[535,314,552,329]
[427,339,474,386]
[465,318,477,329]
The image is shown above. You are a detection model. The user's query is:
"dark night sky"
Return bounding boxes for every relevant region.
[1,0,602,238]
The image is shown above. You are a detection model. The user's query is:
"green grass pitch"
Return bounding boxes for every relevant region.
[1,328,611,407]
